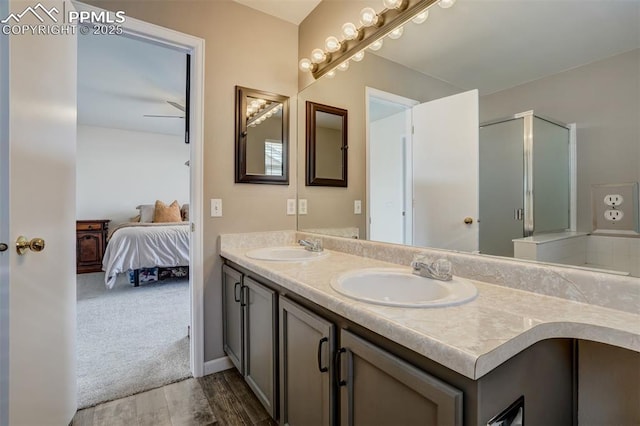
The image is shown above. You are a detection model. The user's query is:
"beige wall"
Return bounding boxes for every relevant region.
[89,0,298,361]
[481,49,640,232]
[297,53,461,237]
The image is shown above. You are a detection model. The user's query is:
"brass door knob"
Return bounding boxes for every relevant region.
[463,217,474,225]
[16,236,46,255]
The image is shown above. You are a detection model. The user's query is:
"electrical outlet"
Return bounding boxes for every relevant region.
[298,199,308,215]
[604,209,624,222]
[287,199,297,215]
[354,200,362,215]
[604,194,624,207]
[211,199,222,217]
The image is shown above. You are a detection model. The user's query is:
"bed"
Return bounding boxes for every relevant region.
[102,222,190,289]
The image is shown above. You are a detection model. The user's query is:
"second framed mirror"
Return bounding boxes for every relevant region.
[305,101,348,187]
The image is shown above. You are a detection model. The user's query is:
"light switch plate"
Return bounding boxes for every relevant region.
[211,199,222,217]
[298,199,308,215]
[354,200,362,215]
[287,199,296,215]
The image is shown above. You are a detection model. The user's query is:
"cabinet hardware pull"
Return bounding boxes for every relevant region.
[334,347,346,386]
[234,282,241,303]
[240,285,248,307]
[317,337,329,373]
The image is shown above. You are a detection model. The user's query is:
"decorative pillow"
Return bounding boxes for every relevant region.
[181,204,189,221]
[136,204,155,223]
[153,200,182,223]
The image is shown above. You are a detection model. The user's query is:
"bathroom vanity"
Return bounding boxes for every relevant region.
[220,231,640,426]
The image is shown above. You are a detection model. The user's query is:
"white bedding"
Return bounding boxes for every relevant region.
[102,222,189,289]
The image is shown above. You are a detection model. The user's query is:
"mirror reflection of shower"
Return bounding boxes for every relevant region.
[479,111,574,258]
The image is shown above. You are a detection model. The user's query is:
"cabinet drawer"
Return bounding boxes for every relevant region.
[76,222,105,231]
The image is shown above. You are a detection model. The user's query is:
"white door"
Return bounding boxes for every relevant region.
[369,111,411,244]
[0,1,78,424]
[412,90,479,252]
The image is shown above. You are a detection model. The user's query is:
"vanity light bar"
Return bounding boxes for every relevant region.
[247,101,281,127]
[302,0,444,80]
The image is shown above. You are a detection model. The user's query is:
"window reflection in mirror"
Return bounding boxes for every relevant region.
[306,101,348,187]
[236,86,289,184]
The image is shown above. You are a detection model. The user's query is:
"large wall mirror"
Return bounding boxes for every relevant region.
[297,1,640,277]
[235,86,289,184]
[306,101,348,187]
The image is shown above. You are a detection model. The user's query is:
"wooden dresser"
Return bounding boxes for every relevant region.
[76,220,110,274]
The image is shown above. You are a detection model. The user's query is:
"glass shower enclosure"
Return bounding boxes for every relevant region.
[479,111,571,257]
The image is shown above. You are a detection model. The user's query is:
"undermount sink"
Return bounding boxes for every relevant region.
[331,268,478,308]
[245,246,328,261]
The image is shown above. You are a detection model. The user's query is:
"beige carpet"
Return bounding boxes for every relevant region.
[76,272,190,408]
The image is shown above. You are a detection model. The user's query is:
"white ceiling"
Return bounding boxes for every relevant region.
[232,0,321,24]
[77,33,187,136]
[373,0,640,95]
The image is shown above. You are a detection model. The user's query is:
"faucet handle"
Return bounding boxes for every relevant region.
[430,259,452,279]
[311,238,323,251]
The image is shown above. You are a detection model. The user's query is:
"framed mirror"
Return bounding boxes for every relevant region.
[235,86,289,184]
[306,101,348,187]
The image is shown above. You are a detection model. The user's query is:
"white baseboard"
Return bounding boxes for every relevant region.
[203,356,234,376]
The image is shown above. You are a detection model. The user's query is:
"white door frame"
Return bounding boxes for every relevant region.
[74,2,206,377]
[365,87,418,243]
[0,0,10,422]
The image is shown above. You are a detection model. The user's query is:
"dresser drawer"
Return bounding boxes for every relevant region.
[77,222,106,231]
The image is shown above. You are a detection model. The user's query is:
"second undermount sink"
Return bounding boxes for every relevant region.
[331,268,477,308]
[245,246,328,261]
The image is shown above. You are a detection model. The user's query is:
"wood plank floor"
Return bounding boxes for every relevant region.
[73,369,277,426]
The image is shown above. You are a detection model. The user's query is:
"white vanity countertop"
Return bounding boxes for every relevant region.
[220,245,640,380]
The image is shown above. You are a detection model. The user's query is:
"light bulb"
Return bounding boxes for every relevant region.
[266,111,273,118]
[383,0,403,9]
[342,22,359,40]
[325,36,341,53]
[337,61,350,71]
[250,100,260,108]
[388,26,403,39]
[311,48,326,64]
[326,70,336,79]
[368,39,383,51]
[359,7,378,27]
[438,0,456,8]
[299,58,314,72]
[352,51,365,62]
[258,99,266,105]
[412,10,429,24]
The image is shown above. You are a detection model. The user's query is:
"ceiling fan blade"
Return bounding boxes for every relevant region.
[166,101,185,112]
[143,114,185,119]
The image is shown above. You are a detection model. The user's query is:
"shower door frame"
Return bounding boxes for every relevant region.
[480,110,576,238]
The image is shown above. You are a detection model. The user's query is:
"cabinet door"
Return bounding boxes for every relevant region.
[222,265,244,373]
[77,232,102,267]
[280,297,335,426]
[244,277,277,418]
[338,330,463,426]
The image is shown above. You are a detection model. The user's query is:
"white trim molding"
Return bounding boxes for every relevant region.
[204,357,234,376]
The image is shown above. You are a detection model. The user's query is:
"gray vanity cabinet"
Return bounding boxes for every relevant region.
[337,330,463,426]
[279,297,336,426]
[222,266,278,418]
[222,265,244,373]
[243,277,278,418]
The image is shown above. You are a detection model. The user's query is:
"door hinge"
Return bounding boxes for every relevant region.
[191,223,195,232]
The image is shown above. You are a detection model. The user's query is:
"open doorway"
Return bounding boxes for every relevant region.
[74,7,204,408]
[366,87,418,245]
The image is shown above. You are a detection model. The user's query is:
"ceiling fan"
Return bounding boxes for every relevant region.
[144,100,185,119]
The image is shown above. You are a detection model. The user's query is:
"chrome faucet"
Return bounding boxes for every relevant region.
[411,254,453,281]
[298,239,323,252]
